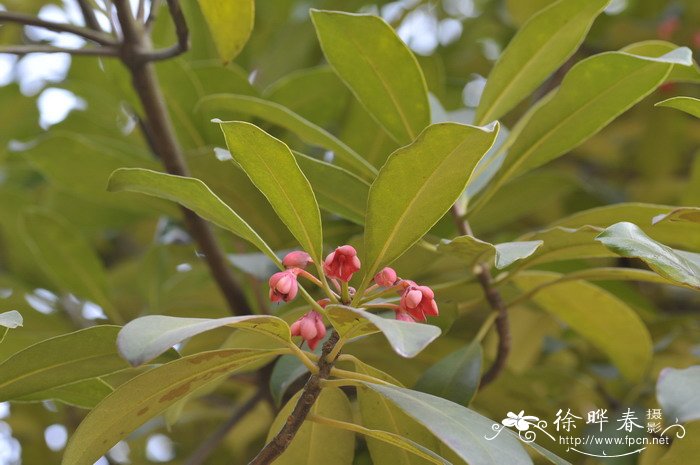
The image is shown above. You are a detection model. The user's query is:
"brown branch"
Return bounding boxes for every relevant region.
[450,204,510,388]
[183,391,265,465]
[75,0,102,31]
[248,332,341,465]
[0,10,116,45]
[0,44,119,56]
[112,0,252,316]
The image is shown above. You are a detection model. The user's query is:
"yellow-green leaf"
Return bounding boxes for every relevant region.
[655,96,700,118]
[198,0,254,63]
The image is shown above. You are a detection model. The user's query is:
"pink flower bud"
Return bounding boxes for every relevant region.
[290,311,327,350]
[282,251,312,269]
[395,310,415,323]
[268,269,300,302]
[399,284,439,321]
[374,267,398,287]
[323,245,361,282]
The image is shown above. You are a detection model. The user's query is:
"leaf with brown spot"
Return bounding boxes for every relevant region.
[62,348,284,465]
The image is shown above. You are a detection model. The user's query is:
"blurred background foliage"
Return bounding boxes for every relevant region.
[0,0,698,464]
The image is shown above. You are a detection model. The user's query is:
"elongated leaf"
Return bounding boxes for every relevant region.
[652,207,700,225]
[198,94,377,179]
[325,305,440,358]
[311,10,430,144]
[294,152,370,225]
[0,326,129,401]
[656,96,700,118]
[657,366,700,423]
[513,271,653,381]
[364,122,499,280]
[118,314,291,366]
[108,168,280,265]
[622,40,700,83]
[438,236,542,270]
[475,0,609,124]
[219,121,324,263]
[16,378,112,409]
[359,383,533,465]
[267,387,354,465]
[414,342,482,407]
[61,348,280,465]
[483,48,691,195]
[198,0,254,63]
[314,416,450,465]
[22,210,121,323]
[595,222,700,289]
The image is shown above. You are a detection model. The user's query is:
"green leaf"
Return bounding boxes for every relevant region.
[313,415,450,465]
[310,9,430,144]
[269,354,309,407]
[363,122,499,280]
[198,94,377,179]
[438,237,542,270]
[513,225,606,268]
[475,0,609,124]
[359,383,533,465]
[21,210,122,323]
[108,167,280,266]
[16,378,112,409]
[652,207,700,225]
[657,366,700,423]
[512,271,653,381]
[656,96,700,118]
[267,387,355,465]
[0,326,129,402]
[62,348,280,465]
[198,0,254,63]
[326,305,440,358]
[481,48,691,197]
[621,40,700,83]
[414,342,482,407]
[118,314,291,366]
[218,121,324,263]
[595,222,700,289]
[294,152,370,225]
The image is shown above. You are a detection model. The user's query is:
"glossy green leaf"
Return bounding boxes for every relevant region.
[438,236,542,269]
[314,415,450,465]
[621,40,700,83]
[325,305,441,358]
[512,225,607,269]
[198,0,254,63]
[108,167,280,265]
[481,48,691,197]
[359,383,533,465]
[652,207,700,225]
[267,387,354,465]
[595,222,700,289]
[513,271,653,381]
[475,0,609,124]
[657,366,700,423]
[363,122,499,280]
[21,210,122,323]
[219,121,323,263]
[414,342,482,407]
[198,94,377,179]
[118,314,291,366]
[16,378,112,409]
[0,326,129,402]
[62,348,280,465]
[294,152,370,225]
[656,96,700,118]
[310,10,430,144]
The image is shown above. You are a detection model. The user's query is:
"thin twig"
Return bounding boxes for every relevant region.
[248,332,341,465]
[450,204,510,388]
[0,11,116,45]
[183,391,265,465]
[145,0,162,32]
[113,0,252,316]
[75,0,102,31]
[0,45,119,56]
